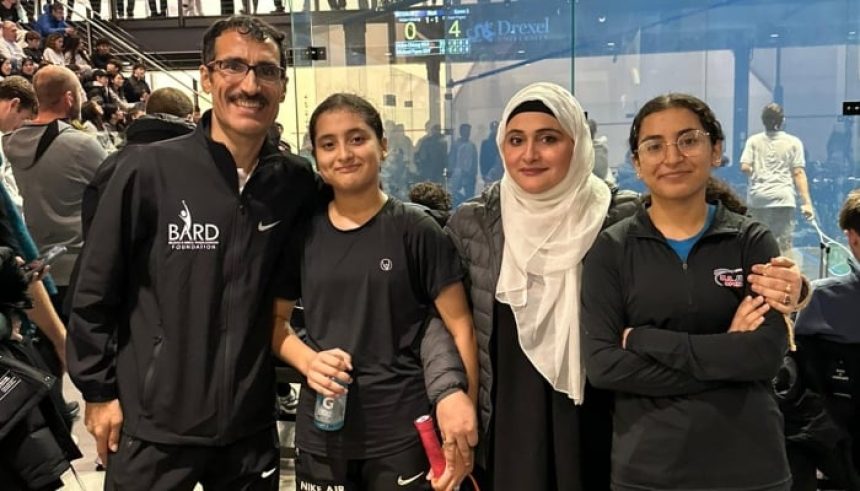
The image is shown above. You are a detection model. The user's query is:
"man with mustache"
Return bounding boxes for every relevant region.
[67,16,319,489]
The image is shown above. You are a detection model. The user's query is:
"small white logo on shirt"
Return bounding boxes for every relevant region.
[167,200,220,251]
[380,258,393,271]
[396,472,424,486]
[258,220,281,232]
[260,467,277,479]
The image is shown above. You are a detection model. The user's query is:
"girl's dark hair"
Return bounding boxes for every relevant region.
[80,101,104,130]
[45,33,63,50]
[630,93,746,215]
[63,34,82,55]
[103,102,123,127]
[705,178,747,215]
[629,92,725,154]
[308,93,384,149]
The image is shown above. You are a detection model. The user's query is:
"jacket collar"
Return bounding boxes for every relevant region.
[628,199,744,240]
[125,113,195,144]
[194,110,281,192]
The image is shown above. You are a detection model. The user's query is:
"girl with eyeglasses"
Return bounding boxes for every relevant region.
[582,93,792,490]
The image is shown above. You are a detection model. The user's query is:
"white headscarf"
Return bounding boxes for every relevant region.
[495,82,612,404]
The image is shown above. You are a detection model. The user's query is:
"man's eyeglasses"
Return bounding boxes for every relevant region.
[635,129,711,162]
[206,59,286,84]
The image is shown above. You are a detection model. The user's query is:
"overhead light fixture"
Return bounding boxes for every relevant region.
[770,33,779,38]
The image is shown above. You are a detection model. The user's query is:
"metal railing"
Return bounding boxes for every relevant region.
[38,0,209,105]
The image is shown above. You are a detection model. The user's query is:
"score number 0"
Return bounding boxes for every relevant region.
[403,19,463,40]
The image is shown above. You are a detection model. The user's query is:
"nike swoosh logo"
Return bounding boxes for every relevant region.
[396,472,424,486]
[258,220,281,232]
[260,467,277,479]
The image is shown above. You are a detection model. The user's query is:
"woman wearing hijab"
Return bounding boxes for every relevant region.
[424,83,807,490]
[433,82,628,489]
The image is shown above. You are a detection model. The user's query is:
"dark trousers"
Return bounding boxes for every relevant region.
[788,440,860,491]
[114,0,133,16]
[105,427,279,491]
[249,0,283,13]
[147,0,166,13]
[116,0,135,16]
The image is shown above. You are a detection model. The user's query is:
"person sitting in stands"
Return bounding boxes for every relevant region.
[41,33,64,66]
[23,32,42,66]
[35,3,74,38]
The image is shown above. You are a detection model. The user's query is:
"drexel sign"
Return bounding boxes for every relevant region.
[468,16,552,44]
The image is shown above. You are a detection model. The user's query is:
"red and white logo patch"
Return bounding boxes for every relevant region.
[714,268,744,288]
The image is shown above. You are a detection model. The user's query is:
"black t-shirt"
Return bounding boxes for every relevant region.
[293,197,464,459]
[0,4,20,23]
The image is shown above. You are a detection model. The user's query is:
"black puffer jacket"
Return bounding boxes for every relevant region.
[0,246,80,490]
[421,182,639,463]
[0,341,82,490]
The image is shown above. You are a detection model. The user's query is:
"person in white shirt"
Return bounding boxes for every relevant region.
[0,21,24,69]
[41,33,64,66]
[741,103,815,254]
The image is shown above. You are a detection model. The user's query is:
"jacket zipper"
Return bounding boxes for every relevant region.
[679,235,713,308]
[681,262,693,307]
[644,236,708,308]
[141,335,163,413]
[219,166,261,441]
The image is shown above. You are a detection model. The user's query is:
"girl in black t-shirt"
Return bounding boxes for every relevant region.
[273,94,478,491]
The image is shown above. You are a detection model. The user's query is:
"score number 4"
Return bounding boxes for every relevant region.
[404,19,462,40]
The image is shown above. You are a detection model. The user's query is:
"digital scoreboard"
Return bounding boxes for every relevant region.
[394,8,471,58]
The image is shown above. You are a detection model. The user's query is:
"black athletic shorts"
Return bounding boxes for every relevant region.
[295,442,433,491]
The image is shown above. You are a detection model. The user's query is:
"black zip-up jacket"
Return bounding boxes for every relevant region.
[68,111,318,446]
[582,202,791,491]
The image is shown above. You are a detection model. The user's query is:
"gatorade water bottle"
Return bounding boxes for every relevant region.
[313,379,347,431]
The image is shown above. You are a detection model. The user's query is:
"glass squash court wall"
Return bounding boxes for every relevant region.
[284,0,859,277]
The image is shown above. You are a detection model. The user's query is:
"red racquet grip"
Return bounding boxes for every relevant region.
[414,414,446,477]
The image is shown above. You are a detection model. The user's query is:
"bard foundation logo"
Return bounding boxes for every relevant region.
[168,200,220,251]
